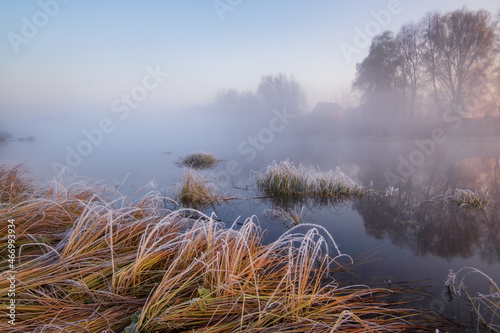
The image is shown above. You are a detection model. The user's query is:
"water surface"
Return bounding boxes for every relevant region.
[2,114,499,324]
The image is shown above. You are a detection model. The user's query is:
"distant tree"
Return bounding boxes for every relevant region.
[215,88,260,113]
[421,8,498,111]
[352,31,404,114]
[354,8,499,120]
[420,13,444,109]
[257,73,306,113]
[483,64,500,120]
[216,88,240,106]
[331,85,360,110]
[396,22,424,118]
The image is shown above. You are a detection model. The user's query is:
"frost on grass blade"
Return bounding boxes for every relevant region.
[253,159,365,199]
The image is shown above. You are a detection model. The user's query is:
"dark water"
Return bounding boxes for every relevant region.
[2,114,500,327]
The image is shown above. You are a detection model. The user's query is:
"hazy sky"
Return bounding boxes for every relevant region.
[1,0,499,118]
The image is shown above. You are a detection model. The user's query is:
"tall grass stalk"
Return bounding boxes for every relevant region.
[445,267,500,332]
[0,166,443,332]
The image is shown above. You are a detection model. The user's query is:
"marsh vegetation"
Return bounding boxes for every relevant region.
[451,188,493,211]
[0,165,447,332]
[445,267,500,332]
[174,170,234,209]
[253,160,365,199]
[175,151,223,170]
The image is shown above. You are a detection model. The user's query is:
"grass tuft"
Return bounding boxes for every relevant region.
[175,151,223,169]
[253,160,365,199]
[0,164,34,205]
[451,188,492,210]
[174,170,234,209]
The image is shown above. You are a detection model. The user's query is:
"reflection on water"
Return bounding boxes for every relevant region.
[353,150,500,264]
[355,194,499,262]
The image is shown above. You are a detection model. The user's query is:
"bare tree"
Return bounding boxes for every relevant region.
[422,8,497,112]
[257,73,306,113]
[331,85,360,110]
[216,88,241,106]
[420,13,443,109]
[396,22,424,118]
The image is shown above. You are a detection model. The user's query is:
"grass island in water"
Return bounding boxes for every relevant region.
[175,151,223,170]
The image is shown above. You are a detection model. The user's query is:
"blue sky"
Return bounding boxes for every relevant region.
[1,0,499,118]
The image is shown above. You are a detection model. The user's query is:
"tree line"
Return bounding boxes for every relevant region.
[352,7,500,121]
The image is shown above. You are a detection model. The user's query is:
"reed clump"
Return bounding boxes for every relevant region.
[174,170,234,209]
[175,151,223,169]
[254,160,365,199]
[0,165,107,261]
[451,188,492,210]
[0,165,443,332]
[0,164,34,205]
